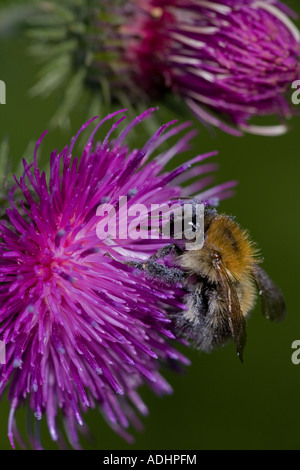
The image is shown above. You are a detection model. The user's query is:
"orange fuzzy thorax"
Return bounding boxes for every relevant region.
[180,214,258,283]
[205,215,258,280]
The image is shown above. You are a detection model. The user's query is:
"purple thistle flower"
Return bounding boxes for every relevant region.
[0,109,235,449]
[28,0,300,135]
[122,0,300,136]
[27,0,300,136]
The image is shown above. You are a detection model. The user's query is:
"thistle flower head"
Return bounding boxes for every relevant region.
[29,0,300,135]
[123,0,300,136]
[0,109,235,449]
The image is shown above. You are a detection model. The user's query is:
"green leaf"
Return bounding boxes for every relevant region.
[49,68,86,128]
[30,55,72,97]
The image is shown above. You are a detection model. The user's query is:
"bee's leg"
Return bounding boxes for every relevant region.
[104,249,185,284]
[149,244,183,262]
[129,244,185,283]
[124,260,145,270]
[104,252,144,270]
[142,260,185,285]
[123,257,185,285]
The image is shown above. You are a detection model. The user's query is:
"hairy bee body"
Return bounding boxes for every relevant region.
[177,212,258,353]
[126,208,286,361]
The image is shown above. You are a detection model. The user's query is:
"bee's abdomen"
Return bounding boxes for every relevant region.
[176,283,232,352]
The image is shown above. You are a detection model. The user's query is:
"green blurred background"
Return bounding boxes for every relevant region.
[0,0,299,450]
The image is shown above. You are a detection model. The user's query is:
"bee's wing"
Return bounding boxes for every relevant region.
[215,262,247,363]
[253,264,286,322]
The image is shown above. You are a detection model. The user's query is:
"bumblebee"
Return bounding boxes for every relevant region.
[127,208,286,362]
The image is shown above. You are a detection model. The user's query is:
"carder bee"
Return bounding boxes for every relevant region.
[127,208,286,362]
